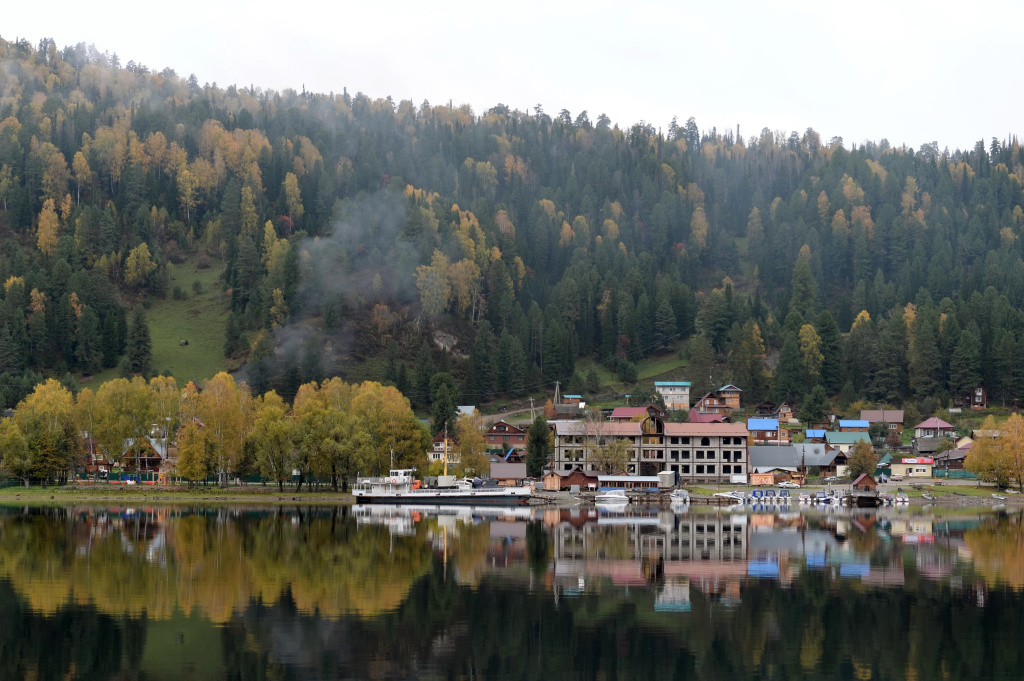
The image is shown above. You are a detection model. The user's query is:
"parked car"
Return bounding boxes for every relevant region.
[778,480,801,489]
[890,474,904,482]
[824,476,844,483]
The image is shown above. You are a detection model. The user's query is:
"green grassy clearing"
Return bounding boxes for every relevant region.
[145,259,230,386]
[75,259,230,390]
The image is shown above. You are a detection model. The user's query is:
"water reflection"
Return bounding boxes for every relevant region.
[0,503,1022,680]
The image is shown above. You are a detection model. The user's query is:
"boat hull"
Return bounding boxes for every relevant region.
[352,488,532,505]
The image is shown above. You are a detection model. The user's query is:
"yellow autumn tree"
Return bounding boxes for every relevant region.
[124,242,157,288]
[415,250,451,318]
[36,198,59,255]
[690,205,709,252]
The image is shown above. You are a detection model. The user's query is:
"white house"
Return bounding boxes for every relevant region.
[654,381,691,410]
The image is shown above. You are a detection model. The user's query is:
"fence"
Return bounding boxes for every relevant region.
[933,469,978,479]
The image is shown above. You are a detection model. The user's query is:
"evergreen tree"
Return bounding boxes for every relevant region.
[790,256,817,319]
[949,329,982,395]
[0,325,20,374]
[223,313,242,358]
[506,334,528,397]
[815,311,843,394]
[800,385,828,425]
[654,299,677,351]
[74,307,102,374]
[465,321,496,402]
[687,335,716,398]
[101,312,119,369]
[774,331,804,404]
[526,414,551,477]
[870,313,908,403]
[125,309,152,376]
[413,340,435,408]
[909,312,941,399]
[429,372,458,435]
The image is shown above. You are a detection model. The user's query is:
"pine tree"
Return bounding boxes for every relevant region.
[654,298,677,351]
[223,313,242,358]
[949,329,981,395]
[101,312,119,368]
[800,385,828,425]
[74,307,103,374]
[430,372,458,435]
[909,312,941,399]
[413,340,435,408]
[126,309,153,376]
[526,415,551,477]
[815,310,843,394]
[774,331,804,404]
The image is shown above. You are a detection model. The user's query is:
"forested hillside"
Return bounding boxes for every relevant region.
[1,36,1023,416]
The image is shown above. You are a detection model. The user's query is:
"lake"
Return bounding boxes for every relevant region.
[1,503,1022,680]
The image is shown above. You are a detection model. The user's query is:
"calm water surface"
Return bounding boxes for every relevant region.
[1,503,1023,680]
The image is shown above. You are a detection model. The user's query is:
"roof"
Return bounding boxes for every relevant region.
[747,418,779,431]
[490,463,527,479]
[597,475,661,482]
[839,420,870,428]
[825,432,871,445]
[718,384,742,392]
[851,473,875,486]
[915,417,954,429]
[553,421,749,438]
[562,394,582,399]
[805,430,826,438]
[749,444,835,469]
[655,381,691,387]
[487,420,525,433]
[689,409,725,423]
[915,437,953,453]
[665,422,749,437]
[861,409,905,423]
[609,407,648,419]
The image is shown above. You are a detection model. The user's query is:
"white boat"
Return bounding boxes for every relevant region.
[669,489,690,502]
[992,493,1007,501]
[713,490,745,504]
[595,490,630,504]
[352,469,532,505]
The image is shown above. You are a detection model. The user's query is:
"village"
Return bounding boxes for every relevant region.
[429,380,997,501]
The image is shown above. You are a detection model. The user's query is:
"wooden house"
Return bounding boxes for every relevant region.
[851,474,877,492]
[717,384,742,410]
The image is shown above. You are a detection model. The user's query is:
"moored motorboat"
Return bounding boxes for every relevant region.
[669,489,690,502]
[595,489,630,504]
[352,469,532,505]
[713,490,745,504]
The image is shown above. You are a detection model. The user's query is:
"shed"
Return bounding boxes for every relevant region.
[490,462,527,486]
[851,474,877,492]
[597,474,660,491]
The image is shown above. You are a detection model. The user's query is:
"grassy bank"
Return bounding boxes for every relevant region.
[0,483,356,505]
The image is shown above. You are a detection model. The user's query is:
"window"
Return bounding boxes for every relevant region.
[706,451,715,459]
[682,451,690,459]
[670,437,679,445]
[722,451,731,461]
[671,450,679,460]
[696,451,704,460]
[681,437,690,444]
[696,465,705,474]
[707,465,715,474]
[682,465,690,474]
[722,465,730,474]
[701,437,710,447]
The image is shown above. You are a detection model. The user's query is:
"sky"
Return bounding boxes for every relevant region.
[5,0,1022,151]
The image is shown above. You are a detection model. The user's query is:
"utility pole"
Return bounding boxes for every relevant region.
[529,397,535,420]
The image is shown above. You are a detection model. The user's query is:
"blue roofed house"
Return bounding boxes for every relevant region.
[838,420,870,433]
[805,429,826,443]
[747,418,791,445]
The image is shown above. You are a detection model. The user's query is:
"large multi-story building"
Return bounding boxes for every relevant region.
[552,407,748,483]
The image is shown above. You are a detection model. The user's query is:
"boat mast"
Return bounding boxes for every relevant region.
[443,421,449,477]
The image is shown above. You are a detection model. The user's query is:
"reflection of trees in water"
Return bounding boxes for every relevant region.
[4,509,1024,679]
[965,515,1024,589]
[0,507,433,622]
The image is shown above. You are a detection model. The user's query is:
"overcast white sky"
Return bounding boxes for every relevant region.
[5,0,1022,151]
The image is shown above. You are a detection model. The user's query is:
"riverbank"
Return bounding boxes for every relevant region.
[0,483,359,505]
